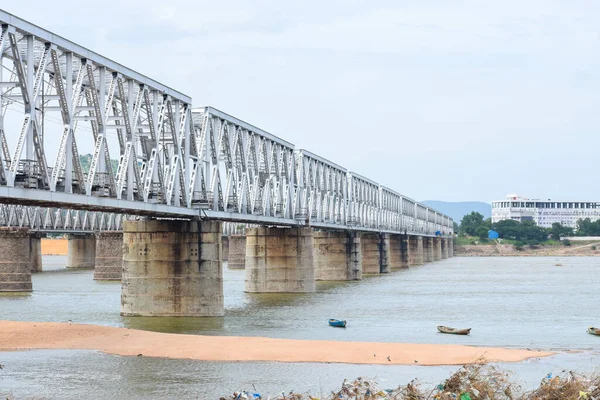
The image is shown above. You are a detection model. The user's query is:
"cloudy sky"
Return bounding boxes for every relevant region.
[4,1,600,203]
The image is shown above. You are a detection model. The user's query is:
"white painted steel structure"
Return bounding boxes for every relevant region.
[0,204,125,233]
[0,10,453,236]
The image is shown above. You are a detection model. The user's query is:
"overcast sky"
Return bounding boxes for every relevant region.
[4,1,600,203]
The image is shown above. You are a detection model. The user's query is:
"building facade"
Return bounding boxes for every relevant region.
[491,194,600,228]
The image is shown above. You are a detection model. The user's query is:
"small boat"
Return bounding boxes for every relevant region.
[588,327,600,336]
[328,319,347,328]
[437,325,471,335]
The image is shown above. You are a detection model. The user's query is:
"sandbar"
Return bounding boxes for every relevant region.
[0,321,553,365]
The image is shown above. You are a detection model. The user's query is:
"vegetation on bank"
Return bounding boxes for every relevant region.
[222,364,600,399]
[457,212,600,250]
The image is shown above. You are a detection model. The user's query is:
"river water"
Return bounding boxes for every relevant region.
[0,256,599,398]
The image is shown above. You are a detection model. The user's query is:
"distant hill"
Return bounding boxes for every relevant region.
[422,200,491,224]
[79,154,119,174]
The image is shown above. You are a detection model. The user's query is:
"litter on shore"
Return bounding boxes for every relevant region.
[221,364,600,400]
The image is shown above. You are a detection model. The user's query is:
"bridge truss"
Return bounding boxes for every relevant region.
[0,10,453,236]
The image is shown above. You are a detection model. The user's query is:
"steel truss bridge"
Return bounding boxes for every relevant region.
[0,10,453,236]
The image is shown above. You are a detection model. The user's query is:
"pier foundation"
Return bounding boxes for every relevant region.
[245,227,314,292]
[423,237,434,263]
[433,237,442,261]
[449,238,454,257]
[227,235,246,269]
[441,238,449,259]
[221,236,229,261]
[67,234,96,268]
[121,220,223,317]
[361,233,390,274]
[94,232,123,281]
[314,231,362,280]
[0,228,32,292]
[30,234,43,273]
[408,236,424,266]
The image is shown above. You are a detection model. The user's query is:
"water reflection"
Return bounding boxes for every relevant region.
[122,316,226,334]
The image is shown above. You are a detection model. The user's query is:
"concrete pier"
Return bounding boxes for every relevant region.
[222,236,229,261]
[30,234,43,273]
[0,228,32,292]
[227,235,246,269]
[400,234,410,268]
[388,235,401,270]
[433,237,442,261]
[441,238,449,259]
[449,238,454,257]
[408,236,424,266]
[94,232,123,281]
[361,233,389,274]
[314,231,362,280]
[423,237,434,263]
[121,220,224,317]
[67,234,96,268]
[245,227,315,293]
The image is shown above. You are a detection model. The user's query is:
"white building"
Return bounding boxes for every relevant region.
[491,194,600,228]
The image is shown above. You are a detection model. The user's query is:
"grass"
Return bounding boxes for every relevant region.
[455,236,566,247]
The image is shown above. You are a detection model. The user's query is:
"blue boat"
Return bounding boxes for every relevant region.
[328,319,347,328]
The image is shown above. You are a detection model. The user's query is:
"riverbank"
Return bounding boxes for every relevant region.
[40,238,68,255]
[455,241,600,257]
[0,321,551,366]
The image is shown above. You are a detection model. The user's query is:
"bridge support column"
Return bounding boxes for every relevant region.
[423,237,434,263]
[408,236,424,266]
[221,236,229,261]
[441,238,449,259]
[379,234,391,273]
[30,234,43,273]
[94,232,123,281]
[449,238,454,257]
[433,237,442,261]
[67,234,96,269]
[228,235,246,269]
[121,220,224,317]
[245,227,315,292]
[314,231,362,281]
[0,228,32,292]
[361,233,389,274]
[400,234,410,268]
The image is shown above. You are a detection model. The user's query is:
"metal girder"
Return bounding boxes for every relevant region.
[0,10,454,237]
[0,204,126,232]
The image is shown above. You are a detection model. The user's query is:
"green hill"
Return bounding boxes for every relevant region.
[421,200,491,224]
[79,154,119,174]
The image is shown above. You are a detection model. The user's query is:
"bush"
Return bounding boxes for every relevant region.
[592,245,597,251]
[562,239,571,246]
[514,242,524,251]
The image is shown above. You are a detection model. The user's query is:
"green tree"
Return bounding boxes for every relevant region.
[549,222,573,241]
[519,220,548,243]
[459,212,486,236]
[493,219,520,239]
[453,221,459,234]
[576,218,600,236]
[476,226,488,240]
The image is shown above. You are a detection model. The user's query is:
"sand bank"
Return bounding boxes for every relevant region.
[455,242,600,257]
[0,321,552,365]
[41,238,68,255]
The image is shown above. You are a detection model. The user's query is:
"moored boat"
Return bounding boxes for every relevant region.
[437,325,471,335]
[328,319,347,328]
[588,327,600,336]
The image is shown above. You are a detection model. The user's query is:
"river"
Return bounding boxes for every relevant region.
[0,256,598,398]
